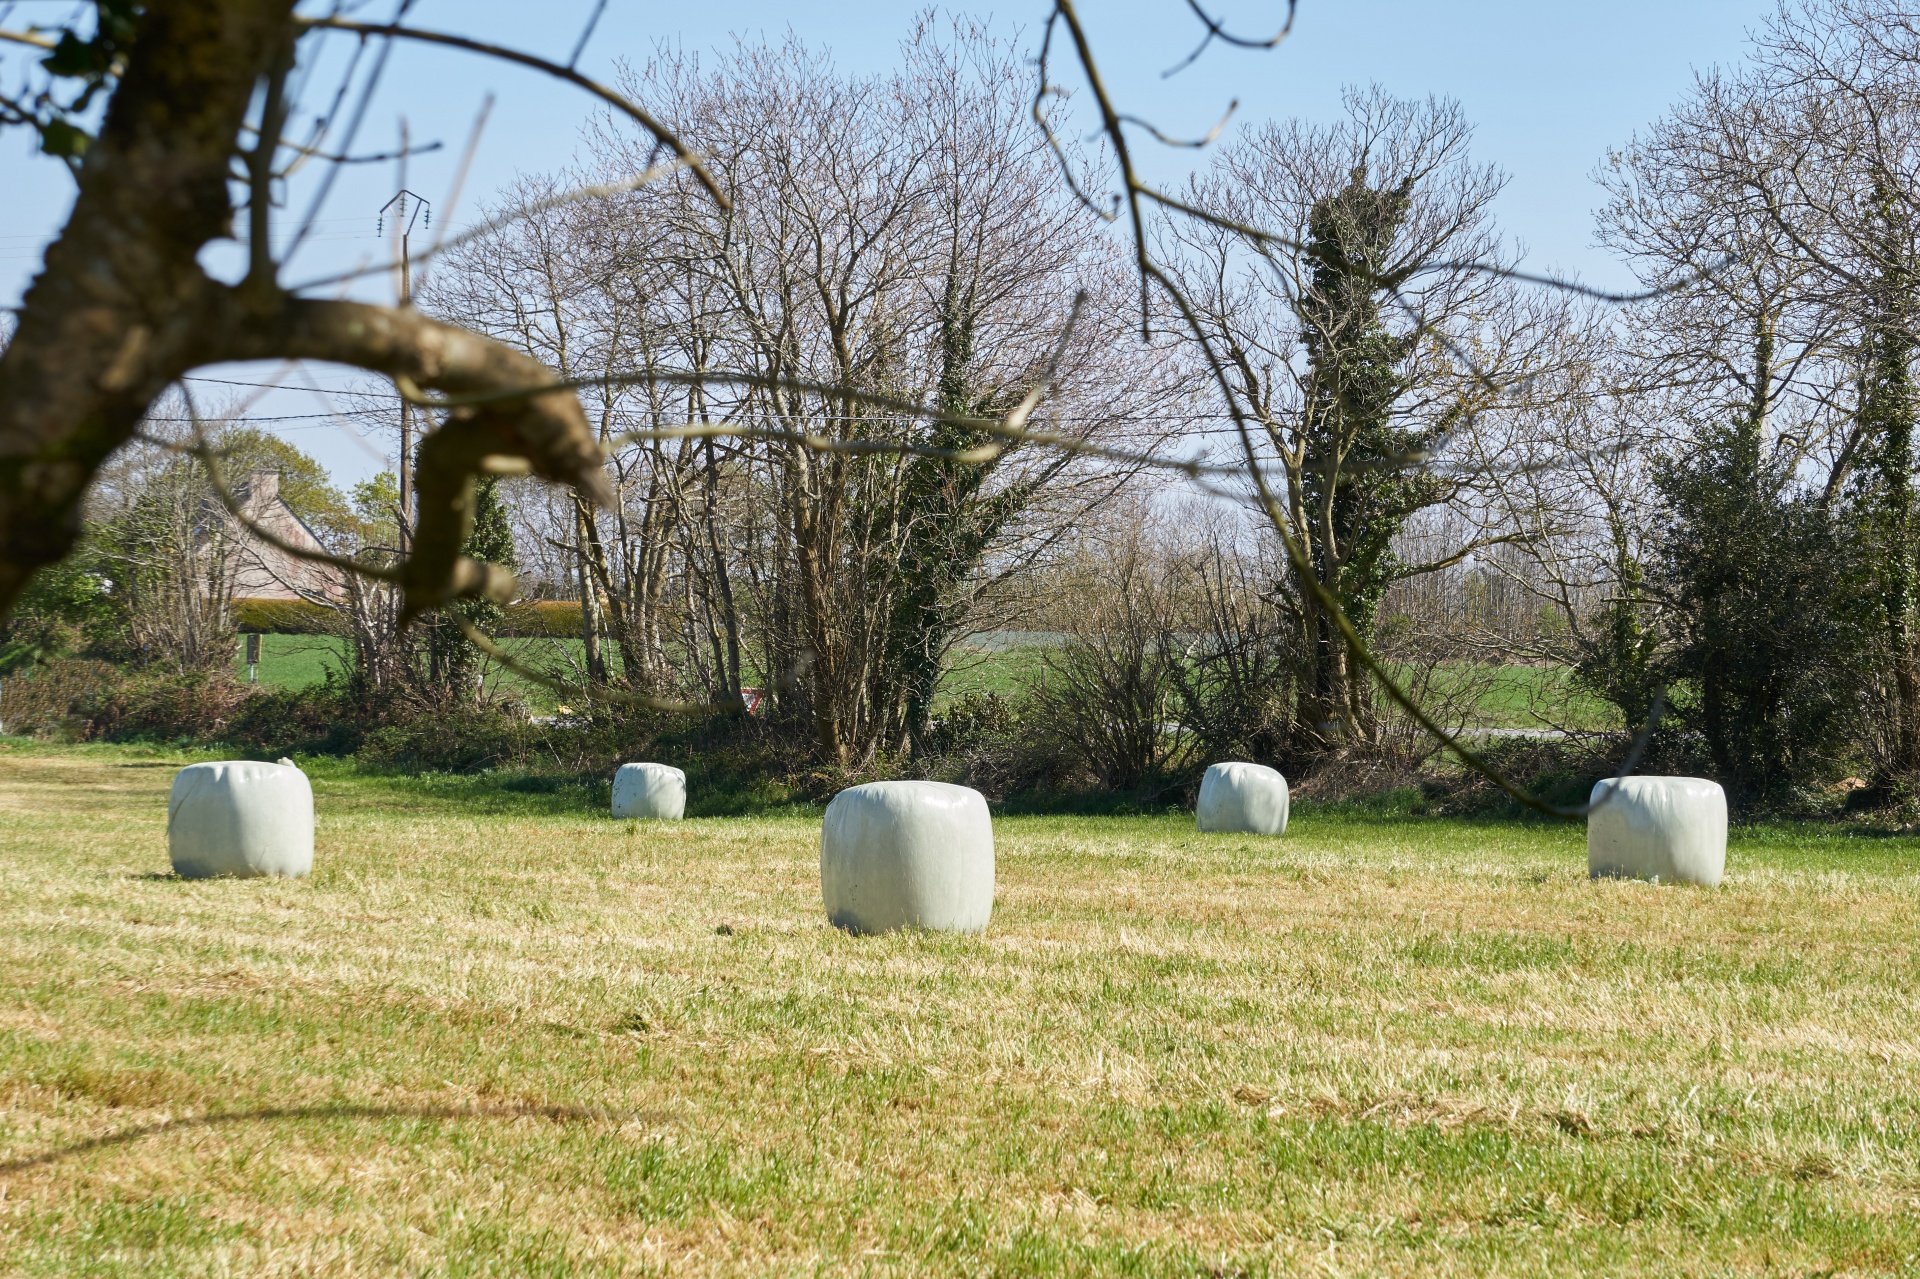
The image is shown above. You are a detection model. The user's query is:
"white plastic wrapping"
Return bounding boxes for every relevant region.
[1196,761,1290,836]
[168,759,314,879]
[612,762,687,820]
[820,780,993,934]
[1587,775,1726,887]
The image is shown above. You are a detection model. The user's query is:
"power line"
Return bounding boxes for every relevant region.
[171,375,1233,426]
[181,375,394,396]
[146,412,381,423]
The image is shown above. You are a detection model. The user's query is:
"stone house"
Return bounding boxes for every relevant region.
[222,472,343,604]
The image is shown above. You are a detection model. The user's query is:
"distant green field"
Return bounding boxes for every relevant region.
[234,634,349,691]
[939,644,1616,733]
[237,634,1615,730]
[234,634,609,712]
[936,644,1044,704]
[1417,662,1617,732]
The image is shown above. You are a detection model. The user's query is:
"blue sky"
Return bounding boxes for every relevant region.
[0,0,1778,482]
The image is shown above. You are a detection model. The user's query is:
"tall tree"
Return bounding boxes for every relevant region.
[1290,166,1448,745]
[1165,88,1549,754]
[1597,0,1920,780]
[1854,187,1920,770]
[424,476,518,701]
[1653,420,1874,805]
[541,23,1167,763]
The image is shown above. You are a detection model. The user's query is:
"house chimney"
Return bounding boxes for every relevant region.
[248,471,279,507]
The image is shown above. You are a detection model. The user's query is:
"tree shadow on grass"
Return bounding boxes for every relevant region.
[323,769,606,819]
[0,1101,670,1175]
[331,763,815,821]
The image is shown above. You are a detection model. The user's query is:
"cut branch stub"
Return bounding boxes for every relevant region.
[218,293,611,620]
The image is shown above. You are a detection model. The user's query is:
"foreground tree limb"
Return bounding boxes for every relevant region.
[0,1,633,623]
[0,1,294,615]
[215,295,613,618]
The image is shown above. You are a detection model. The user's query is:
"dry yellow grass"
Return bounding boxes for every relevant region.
[0,740,1917,1276]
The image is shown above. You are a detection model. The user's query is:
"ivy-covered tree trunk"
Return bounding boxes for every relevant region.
[872,273,1036,757]
[1288,169,1443,753]
[1574,512,1660,735]
[424,475,517,703]
[1856,190,1920,775]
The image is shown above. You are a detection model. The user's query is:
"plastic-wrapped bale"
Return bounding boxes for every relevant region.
[1196,762,1290,836]
[168,759,314,879]
[1587,776,1726,887]
[820,781,993,935]
[612,763,686,820]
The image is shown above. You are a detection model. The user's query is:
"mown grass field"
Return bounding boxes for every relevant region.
[1,741,1916,1276]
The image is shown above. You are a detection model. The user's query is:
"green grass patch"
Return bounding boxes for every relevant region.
[235,631,1618,732]
[232,632,349,690]
[233,634,616,712]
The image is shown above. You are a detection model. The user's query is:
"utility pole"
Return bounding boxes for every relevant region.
[378,190,431,548]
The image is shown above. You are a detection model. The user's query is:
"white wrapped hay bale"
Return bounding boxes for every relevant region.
[168,759,313,879]
[1587,775,1726,887]
[1196,762,1290,836]
[612,762,686,820]
[820,781,993,935]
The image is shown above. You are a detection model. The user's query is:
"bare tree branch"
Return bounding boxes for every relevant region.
[297,16,729,208]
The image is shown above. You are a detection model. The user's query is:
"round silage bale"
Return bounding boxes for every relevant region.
[1589,768,1728,887]
[168,759,314,879]
[1196,761,1289,836]
[1587,775,1726,887]
[612,762,686,820]
[820,780,993,935]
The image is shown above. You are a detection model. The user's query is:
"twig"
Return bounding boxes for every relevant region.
[1163,0,1297,77]
[298,17,728,209]
[413,92,494,294]
[284,0,420,261]
[567,0,611,70]
[0,26,55,50]
[285,163,691,294]
[393,365,1225,482]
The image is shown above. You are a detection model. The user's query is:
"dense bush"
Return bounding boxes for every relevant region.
[1407,737,1632,819]
[84,670,254,743]
[0,539,126,671]
[354,713,543,774]
[232,599,337,635]
[227,599,585,640]
[914,691,1081,799]
[0,659,117,737]
[1651,424,1877,809]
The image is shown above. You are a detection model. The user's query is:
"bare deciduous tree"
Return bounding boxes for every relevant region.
[425,22,1181,762]
[1159,87,1561,755]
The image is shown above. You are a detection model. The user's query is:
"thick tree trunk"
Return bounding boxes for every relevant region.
[701,442,743,701]
[1896,648,1920,770]
[574,504,605,683]
[1290,568,1373,755]
[0,1,297,615]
